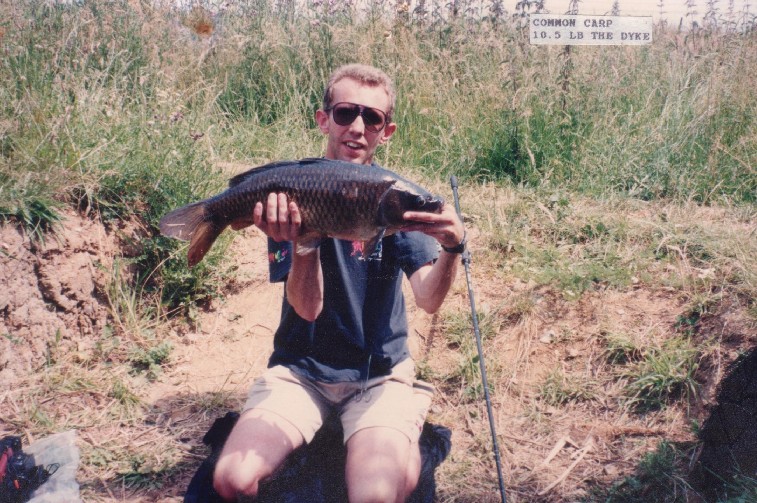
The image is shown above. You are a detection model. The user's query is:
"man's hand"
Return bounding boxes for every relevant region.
[252,193,302,242]
[401,204,465,251]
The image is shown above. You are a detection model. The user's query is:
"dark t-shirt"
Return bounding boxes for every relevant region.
[267,231,439,383]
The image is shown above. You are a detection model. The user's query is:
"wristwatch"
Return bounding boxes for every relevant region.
[441,232,467,254]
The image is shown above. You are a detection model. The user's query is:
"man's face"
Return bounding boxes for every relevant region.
[316,78,396,165]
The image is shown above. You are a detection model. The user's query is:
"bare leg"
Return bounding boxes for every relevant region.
[345,427,422,503]
[213,409,304,501]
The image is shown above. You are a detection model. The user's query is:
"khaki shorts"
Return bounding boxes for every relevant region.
[243,358,434,444]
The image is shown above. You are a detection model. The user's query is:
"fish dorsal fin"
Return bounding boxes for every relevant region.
[227,160,298,188]
[227,158,328,188]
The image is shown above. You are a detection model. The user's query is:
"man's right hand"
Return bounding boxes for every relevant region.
[253,192,302,242]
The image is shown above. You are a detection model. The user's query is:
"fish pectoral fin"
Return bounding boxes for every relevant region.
[363,229,386,259]
[295,234,325,255]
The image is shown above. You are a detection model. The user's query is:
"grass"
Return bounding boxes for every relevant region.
[439,305,503,401]
[1,0,757,501]
[622,336,700,411]
[591,441,695,502]
[538,368,596,406]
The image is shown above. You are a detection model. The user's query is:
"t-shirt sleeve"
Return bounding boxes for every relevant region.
[390,231,440,278]
[268,238,293,283]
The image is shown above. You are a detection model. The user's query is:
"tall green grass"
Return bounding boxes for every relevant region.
[2,0,755,309]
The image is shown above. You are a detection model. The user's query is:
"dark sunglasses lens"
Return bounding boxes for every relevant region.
[331,103,386,131]
[361,109,384,130]
[332,105,360,126]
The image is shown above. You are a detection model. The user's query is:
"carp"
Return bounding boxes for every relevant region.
[159,157,444,266]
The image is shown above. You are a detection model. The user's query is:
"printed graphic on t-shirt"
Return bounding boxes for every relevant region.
[349,240,382,261]
[269,247,289,264]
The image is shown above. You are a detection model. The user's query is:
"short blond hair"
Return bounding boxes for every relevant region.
[322,64,396,122]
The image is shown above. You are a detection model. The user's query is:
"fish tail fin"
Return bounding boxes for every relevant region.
[159,201,222,267]
[187,221,223,267]
[159,202,206,240]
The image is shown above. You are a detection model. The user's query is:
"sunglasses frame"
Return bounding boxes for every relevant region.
[326,102,388,133]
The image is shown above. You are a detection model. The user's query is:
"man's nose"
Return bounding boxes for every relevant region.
[347,114,366,133]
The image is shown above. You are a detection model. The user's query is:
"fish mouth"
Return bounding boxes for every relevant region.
[428,197,444,213]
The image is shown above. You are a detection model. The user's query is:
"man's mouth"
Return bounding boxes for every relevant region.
[345,141,363,150]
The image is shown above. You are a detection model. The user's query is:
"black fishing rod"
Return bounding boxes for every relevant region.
[450,175,507,503]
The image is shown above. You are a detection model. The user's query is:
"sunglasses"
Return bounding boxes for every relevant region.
[326,102,388,133]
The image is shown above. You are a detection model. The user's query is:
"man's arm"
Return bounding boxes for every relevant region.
[254,193,324,321]
[403,204,465,314]
[286,247,323,321]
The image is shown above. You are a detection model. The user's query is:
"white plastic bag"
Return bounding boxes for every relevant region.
[24,430,81,503]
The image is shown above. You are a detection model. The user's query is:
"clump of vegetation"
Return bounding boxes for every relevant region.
[594,441,695,502]
[622,336,700,411]
[441,306,502,401]
[538,368,595,406]
[128,341,173,381]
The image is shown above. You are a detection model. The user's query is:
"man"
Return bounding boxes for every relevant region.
[213,64,465,503]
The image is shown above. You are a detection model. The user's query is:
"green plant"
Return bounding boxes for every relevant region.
[0,194,61,243]
[591,441,694,502]
[603,331,643,365]
[441,307,500,400]
[538,369,595,406]
[109,379,142,410]
[120,455,180,491]
[128,341,173,380]
[623,337,700,411]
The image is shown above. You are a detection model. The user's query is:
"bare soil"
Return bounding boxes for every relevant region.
[1,208,753,502]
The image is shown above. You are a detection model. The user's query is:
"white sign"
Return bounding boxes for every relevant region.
[530,14,653,46]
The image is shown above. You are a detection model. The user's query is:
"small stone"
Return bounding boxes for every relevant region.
[540,330,555,344]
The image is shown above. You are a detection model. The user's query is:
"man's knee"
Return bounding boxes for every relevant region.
[348,477,404,503]
[213,454,263,500]
[346,428,419,503]
[211,409,304,501]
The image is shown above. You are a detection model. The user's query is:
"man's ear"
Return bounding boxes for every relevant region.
[315,109,330,134]
[379,122,397,144]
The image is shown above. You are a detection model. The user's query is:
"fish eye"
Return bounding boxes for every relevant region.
[416,196,426,206]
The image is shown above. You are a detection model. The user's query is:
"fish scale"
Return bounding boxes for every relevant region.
[159,158,444,267]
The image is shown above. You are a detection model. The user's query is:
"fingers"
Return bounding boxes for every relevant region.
[288,201,301,228]
[253,201,264,227]
[252,193,301,241]
[277,193,288,226]
[402,205,465,249]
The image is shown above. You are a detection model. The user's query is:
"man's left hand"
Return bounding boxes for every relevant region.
[401,204,465,250]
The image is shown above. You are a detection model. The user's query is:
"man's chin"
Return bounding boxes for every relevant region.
[339,149,371,165]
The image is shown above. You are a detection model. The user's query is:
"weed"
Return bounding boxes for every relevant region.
[623,337,700,411]
[717,475,757,502]
[591,441,695,502]
[441,306,501,400]
[0,193,61,243]
[500,291,537,323]
[128,341,173,380]
[538,369,595,406]
[602,331,643,365]
[120,455,179,491]
[414,358,437,382]
[109,379,142,410]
